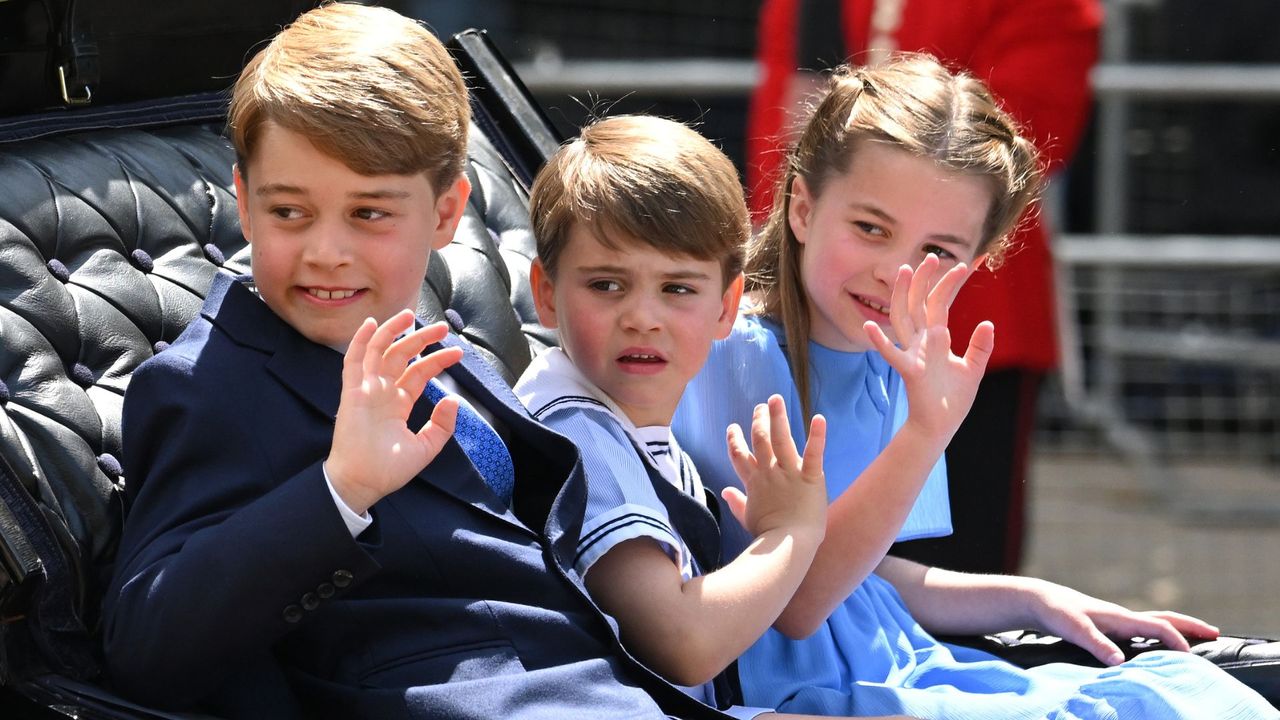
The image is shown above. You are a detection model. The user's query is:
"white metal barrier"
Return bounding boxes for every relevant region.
[1051,235,1280,457]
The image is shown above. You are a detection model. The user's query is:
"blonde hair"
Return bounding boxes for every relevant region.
[531,115,748,287]
[229,2,469,192]
[750,53,1044,419]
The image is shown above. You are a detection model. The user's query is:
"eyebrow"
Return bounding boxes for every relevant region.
[847,201,977,251]
[255,182,305,198]
[574,263,714,281]
[349,189,413,201]
[254,183,412,201]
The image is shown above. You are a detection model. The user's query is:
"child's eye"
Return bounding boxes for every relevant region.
[663,284,696,295]
[269,206,305,220]
[589,279,622,292]
[353,208,390,221]
[853,221,887,237]
[923,245,957,261]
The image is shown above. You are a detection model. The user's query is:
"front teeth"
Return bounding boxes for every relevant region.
[624,354,661,361]
[308,288,357,300]
[858,296,888,314]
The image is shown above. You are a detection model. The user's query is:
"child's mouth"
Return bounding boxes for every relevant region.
[616,352,667,374]
[306,288,359,301]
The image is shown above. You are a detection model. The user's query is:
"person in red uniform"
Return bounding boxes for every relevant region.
[746,0,1103,574]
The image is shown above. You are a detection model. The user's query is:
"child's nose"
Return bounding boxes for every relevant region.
[302,224,352,267]
[872,244,919,288]
[619,294,662,332]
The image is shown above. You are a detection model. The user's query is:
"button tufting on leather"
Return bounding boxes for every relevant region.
[130,249,154,273]
[152,341,170,355]
[444,308,465,332]
[202,243,225,265]
[69,363,95,388]
[96,454,123,479]
[0,379,9,405]
[47,258,71,282]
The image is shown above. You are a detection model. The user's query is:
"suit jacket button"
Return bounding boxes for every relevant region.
[332,570,353,588]
[283,605,303,624]
[301,592,320,611]
[317,582,335,599]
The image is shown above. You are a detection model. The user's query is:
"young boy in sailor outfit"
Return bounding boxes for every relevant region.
[515,115,847,719]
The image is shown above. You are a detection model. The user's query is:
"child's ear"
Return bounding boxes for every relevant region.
[429,175,472,251]
[232,164,252,244]
[529,259,560,330]
[787,175,815,245]
[715,272,745,340]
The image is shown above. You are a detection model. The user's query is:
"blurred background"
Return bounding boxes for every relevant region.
[391,0,1280,636]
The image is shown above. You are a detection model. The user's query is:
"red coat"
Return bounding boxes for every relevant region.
[747,0,1102,370]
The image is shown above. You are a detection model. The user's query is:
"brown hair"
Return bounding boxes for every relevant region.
[530,115,748,287]
[229,2,469,192]
[750,53,1044,419]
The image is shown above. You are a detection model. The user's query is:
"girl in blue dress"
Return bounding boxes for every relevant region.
[673,53,1276,719]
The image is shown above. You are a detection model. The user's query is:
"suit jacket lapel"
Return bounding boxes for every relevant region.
[438,334,530,422]
[266,329,344,420]
[414,335,530,522]
[431,334,583,558]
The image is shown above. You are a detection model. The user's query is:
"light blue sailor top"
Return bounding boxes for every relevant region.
[515,348,771,720]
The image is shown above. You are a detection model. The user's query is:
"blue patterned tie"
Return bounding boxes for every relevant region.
[425,378,514,505]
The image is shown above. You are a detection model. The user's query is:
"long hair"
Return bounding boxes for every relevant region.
[748,53,1043,420]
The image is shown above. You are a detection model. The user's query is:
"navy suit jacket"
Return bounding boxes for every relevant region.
[103,273,726,720]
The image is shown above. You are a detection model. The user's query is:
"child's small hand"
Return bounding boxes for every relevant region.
[864,253,994,444]
[327,311,464,515]
[1024,578,1220,665]
[721,395,827,541]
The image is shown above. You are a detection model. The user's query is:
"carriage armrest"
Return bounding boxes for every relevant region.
[943,630,1280,706]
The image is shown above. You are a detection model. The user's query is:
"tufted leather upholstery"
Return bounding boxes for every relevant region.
[0,122,250,681]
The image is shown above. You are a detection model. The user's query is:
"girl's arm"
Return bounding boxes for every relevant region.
[875,555,1220,665]
[586,397,827,686]
[773,417,952,637]
[775,256,992,636]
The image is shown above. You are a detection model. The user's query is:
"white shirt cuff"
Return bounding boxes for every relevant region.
[323,461,373,537]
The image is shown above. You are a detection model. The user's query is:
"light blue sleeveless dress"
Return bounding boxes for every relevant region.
[673,313,1276,719]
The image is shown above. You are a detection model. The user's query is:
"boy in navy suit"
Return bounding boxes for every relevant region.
[102,5,730,719]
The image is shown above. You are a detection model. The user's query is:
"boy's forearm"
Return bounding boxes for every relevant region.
[592,525,821,688]
[775,422,948,636]
[683,523,824,660]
